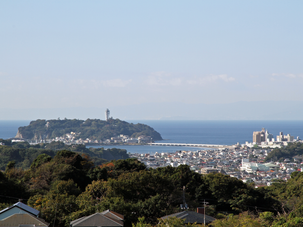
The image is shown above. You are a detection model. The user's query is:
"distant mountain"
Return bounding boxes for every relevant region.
[15,118,163,141]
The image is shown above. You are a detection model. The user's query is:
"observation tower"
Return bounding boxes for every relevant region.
[105,109,110,121]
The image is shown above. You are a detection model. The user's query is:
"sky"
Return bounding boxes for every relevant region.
[1,1,303,120]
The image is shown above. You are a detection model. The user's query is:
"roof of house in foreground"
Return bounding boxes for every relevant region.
[161,210,216,224]
[0,213,49,226]
[0,202,40,217]
[70,210,124,227]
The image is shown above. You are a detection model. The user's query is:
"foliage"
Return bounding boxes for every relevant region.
[0,141,129,170]
[28,179,81,227]
[132,217,153,227]
[0,144,56,170]
[0,170,28,204]
[211,211,303,227]
[265,142,303,161]
[211,212,262,227]
[3,152,303,227]
[195,173,279,214]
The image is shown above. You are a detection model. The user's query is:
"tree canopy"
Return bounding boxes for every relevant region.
[3,147,303,227]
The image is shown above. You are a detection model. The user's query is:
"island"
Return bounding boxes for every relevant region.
[15,118,162,145]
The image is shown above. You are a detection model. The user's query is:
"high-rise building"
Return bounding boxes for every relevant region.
[253,128,266,144]
[265,130,274,142]
[276,132,294,142]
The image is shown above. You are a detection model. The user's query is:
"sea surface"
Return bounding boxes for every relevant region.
[1,120,303,154]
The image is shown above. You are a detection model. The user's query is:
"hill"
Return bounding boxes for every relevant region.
[15,118,162,142]
[265,142,303,162]
[0,140,129,170]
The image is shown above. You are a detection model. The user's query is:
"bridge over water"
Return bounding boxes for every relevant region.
[148,142,230,149]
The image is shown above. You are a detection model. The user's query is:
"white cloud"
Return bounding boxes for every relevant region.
[73,78,132,89]
[187,74,235,85]
[101,79,132,87]
[146,72,183,86]
[285,74,296,78]
[146,72,235,87]
[217,74,236,82]
[271,73,303,79]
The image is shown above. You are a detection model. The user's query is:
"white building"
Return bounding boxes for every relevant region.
[240,159,270,173]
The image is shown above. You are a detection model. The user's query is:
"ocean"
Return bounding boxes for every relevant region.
[1,120,303,154]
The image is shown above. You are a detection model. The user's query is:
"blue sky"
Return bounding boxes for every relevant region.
[1,1,303,120]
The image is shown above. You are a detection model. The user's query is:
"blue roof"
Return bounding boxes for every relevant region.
[0,202,40,216]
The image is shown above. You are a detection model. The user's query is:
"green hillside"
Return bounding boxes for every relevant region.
[15,118,162,141]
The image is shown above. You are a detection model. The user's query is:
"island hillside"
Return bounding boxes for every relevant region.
[15,118,162,143]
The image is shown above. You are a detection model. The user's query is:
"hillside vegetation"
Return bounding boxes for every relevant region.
[2,141,303,226]
[265,142,303,162]
[0,140,128,170]
[0,152,280,227]
[16,118,162,141]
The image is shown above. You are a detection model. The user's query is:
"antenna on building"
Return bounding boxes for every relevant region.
[201,200,209,226]
[105,109,110,121]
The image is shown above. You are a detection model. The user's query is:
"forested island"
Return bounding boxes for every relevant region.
[15,118,162,144]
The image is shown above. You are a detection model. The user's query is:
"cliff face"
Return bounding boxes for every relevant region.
[15,129,23,139]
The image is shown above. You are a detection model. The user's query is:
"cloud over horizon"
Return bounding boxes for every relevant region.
[146,72,236,87]
[271,73,303,79]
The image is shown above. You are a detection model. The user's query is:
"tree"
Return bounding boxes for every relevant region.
[211,212,262,227]
[28,179,81,227]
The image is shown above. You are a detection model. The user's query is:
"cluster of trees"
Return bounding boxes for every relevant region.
[17,118,163,141]
[0,148,288,227]
[2,142,303,226]
[209,172,303,226]
[0,140,128,170]
[265,142,303,162]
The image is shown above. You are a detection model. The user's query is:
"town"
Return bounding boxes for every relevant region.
[10,127,303,189]
[130,128,302,188]
[17,132,154,145]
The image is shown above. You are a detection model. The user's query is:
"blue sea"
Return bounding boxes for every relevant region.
[1,120,303,154]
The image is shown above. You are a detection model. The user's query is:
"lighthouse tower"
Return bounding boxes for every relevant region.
[105,109,110,121]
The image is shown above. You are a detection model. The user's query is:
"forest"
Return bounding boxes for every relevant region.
[15,118,163,141]
[1,153,303,226]
[1,141,303,226]
[0,140,129,170]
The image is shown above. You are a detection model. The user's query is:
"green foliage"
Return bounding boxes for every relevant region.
[132,217,153,227]
[0,144,56,170]
[2,153,301,227]
[195,173,279,214]
[5,161,16,171]
[157,217,186,227]
[211,212,262,227]
[30,154,52,169]
[111,158,147,176]
[85,147,129,166]
[267,171,303,217]
[28,179,80,227]
[265,142,303,161]
[211,211,303,227]
[0,170,28,203]
[0,142,129,170]
[87,166,108,181]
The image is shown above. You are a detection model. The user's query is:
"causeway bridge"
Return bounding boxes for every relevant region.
[148,142,230,149]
